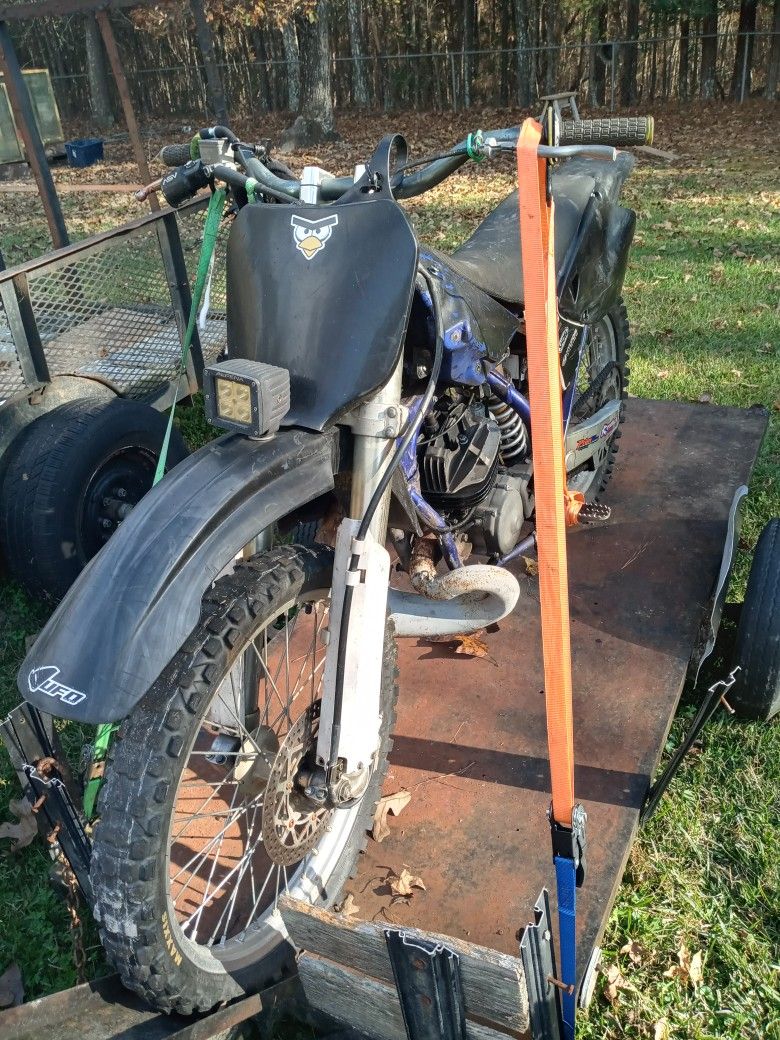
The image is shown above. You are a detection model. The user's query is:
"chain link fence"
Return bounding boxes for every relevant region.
[46,30,779,120]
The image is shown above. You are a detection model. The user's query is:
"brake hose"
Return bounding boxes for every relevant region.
[327,270,444,772]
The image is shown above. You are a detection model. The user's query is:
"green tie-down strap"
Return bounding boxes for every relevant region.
[83,721,120,820]
[83,190,227,821]
[153,186,227,486]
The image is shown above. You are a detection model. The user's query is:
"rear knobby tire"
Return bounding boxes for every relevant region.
[729,519,780,721]
[90,544,398,1014]
[589,301,631,501]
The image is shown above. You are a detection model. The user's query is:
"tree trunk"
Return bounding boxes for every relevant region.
[190,0,227,123]
[543,0,558,93]
[281,20,300,111]
[513,0,533,106]
[730,0,758,99]
[346,0,370,106]
[463,0,476,108]
[678,14,690,99]
[767,0,780,98]
[619,0,639,106]
[84,13,114,128]
[700,2,718,99]
[280,0,336,151]
[589,4,607,106]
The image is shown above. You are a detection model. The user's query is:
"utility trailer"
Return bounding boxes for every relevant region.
[0,395,774,1040]
[0,197,228,598]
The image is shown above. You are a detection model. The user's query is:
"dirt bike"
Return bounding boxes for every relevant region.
[18,108,652,1013]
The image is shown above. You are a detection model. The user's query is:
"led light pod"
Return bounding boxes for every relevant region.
[203,359,290,437]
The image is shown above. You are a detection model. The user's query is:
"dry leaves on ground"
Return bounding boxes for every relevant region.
[0,799,37,853]
[0,963,23,1009]
[521,555,539,576]
[654,1019,671,1040]
[663,944,703,989]
[619,939,646,965]
[371,789,411,843]
[452,633,497,666]
[388,867,426,898]
[602,963,638,1004]
[334,893,360,918]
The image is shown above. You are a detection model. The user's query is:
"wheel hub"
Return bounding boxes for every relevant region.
[261,702,333,867]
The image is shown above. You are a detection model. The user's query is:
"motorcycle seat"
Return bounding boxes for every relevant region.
[438,171,597,305]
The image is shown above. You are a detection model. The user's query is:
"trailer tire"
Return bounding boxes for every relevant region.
[0,397,188,601]
[730,518,780,721]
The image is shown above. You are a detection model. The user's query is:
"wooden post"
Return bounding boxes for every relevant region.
[95,8,159,211]
[0,20,68,248]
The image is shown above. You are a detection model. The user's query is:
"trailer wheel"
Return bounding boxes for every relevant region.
[729,518,780,721]
[0,397,188,601]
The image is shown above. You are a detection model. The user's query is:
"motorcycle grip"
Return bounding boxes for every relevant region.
[160,142,194,168]
[559,116,654,148]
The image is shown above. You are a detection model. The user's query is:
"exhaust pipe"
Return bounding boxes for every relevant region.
[388,564,521,638]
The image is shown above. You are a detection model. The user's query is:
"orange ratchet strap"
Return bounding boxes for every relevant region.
[516,118,576,828]
[516,115,584,1040]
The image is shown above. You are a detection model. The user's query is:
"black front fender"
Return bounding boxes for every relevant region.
[19,428,337,724]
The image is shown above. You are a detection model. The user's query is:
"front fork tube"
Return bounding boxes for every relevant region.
[348,359,404,543]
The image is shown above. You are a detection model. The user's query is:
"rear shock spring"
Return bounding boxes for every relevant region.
[488,395,528,463]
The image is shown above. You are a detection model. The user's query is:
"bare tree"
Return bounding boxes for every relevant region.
[700,0,718,99]
[513,0,533,106]
[730,0,758,99]
[84,13,114,128]
[619,0,640,106]
[767,0,780,98]
[190,0,228,123]
[281,19,301,111]
[280,0,336,151]
[346,0,370,107]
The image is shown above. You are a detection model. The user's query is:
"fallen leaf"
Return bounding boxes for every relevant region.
[334,892,360,917]
[603,964,627,1004]
[452,634,497,666]
[389,867,426,897]
[521,555,539,576]
[697,392,712,404]
[372,789,411,843]
[683,272,692,282]
[0,799,38,852]
[663,944,703,989]
[0,963,23,1009]
[620,939,645,965]
[654,1019,671,1040]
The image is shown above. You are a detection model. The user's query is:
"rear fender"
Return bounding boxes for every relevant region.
[19,428,337,724]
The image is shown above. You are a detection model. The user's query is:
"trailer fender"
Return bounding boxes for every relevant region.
[19,427,337,724]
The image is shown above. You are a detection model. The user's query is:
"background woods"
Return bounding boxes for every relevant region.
[3,0,779,129]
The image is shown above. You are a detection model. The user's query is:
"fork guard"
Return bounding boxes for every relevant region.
[19,428,338,725]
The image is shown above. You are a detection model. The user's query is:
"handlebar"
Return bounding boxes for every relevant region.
[559,116,653,148]
[153,115,652,208]
[160,142,194,167]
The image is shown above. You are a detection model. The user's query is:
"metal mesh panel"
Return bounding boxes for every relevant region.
[26,226,184,399]
[0,295,26,404]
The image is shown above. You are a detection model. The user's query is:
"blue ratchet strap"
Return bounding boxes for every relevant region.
[550,806,586,1040]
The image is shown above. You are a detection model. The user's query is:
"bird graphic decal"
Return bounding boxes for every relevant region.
[291,214,339,260]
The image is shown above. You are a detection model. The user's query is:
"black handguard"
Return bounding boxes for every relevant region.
[559,116,653,148]
[160,159,210,207]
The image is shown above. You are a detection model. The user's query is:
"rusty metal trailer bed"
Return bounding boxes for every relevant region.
[0,397,767,1040]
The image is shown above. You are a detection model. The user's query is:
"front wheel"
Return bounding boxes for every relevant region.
[91,544,398,1014]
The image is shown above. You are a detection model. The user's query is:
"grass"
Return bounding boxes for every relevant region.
[0,102,778,1033]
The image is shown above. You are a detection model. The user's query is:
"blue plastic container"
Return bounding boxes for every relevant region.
[65,137,104,168]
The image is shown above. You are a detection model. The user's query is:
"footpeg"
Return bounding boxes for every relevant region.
[578,502,611,524]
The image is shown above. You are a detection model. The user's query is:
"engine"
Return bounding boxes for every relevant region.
[418,390,532,556]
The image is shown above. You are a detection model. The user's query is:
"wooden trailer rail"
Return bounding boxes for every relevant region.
[280,895,532,1039]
